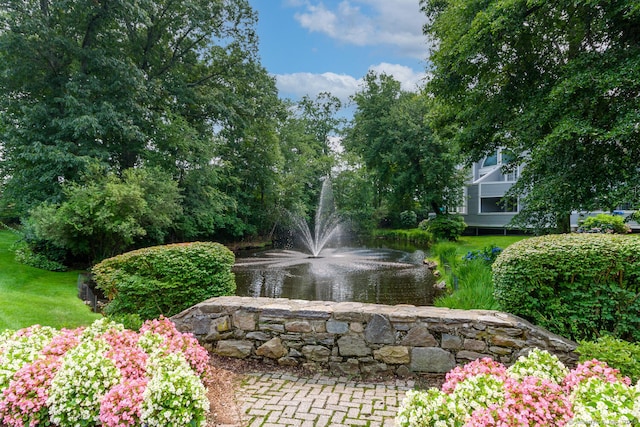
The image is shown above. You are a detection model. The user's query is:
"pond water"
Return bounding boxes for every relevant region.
[233,242,437,306]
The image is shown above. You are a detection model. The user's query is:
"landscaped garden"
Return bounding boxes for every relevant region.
[0,0,638,424]
[3,222,640,425]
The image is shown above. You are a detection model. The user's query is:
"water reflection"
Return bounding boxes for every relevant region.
[233,247,436,305]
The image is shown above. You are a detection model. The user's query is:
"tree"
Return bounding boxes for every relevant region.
[344,71,464,225]
[28,165,182,262]
[422,0,640,232]
[0,0,281,240]
[274,94,345,224]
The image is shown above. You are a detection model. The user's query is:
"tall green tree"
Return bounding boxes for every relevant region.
[277,93,345,219]
[0,0,280,239]
[422,0,640,232]
[344,71,463,223]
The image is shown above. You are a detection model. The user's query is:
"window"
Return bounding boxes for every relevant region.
[482,153,498,167]
[481,197,518,213]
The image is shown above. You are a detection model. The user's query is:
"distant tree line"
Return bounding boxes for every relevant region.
[0,0,638,263]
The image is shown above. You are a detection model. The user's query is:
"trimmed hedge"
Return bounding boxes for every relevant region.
[93,242,235,320]
[492,234,640,342]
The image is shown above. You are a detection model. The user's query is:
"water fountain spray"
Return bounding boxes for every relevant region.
[291,178,343,257]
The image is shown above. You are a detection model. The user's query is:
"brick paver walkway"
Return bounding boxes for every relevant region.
[236,372,414,427]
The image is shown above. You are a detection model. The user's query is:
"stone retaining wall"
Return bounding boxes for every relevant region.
[172,296,577,377]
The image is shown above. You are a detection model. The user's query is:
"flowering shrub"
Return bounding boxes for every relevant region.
[397,349,640,426]
[0,317,210,427]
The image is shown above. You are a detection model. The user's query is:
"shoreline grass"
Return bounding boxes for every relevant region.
[0,230,101,330]
[429,235,529,310]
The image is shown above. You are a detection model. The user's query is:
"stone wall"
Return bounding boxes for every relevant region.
[172,296,577,377]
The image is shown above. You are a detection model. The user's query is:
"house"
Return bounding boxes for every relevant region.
[459,150,639,233]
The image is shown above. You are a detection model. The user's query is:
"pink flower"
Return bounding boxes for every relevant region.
[0,328,82,427]
[443,358,508,394]
[140,316,211,380]
[99,377,148,427]
[563,359,631,392]
[465,376,573,427]
[103,329,148,380]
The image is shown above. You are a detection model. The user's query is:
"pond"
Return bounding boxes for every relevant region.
[233,241,438,306]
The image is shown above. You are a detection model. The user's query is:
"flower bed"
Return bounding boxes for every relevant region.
[397,348,640,426]
[0,317,210,427]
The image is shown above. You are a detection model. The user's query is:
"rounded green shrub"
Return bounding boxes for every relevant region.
[93,242,235,320]
[577,213,631,234]
[425,214,467,241]
[399,210,418,228]
[493,234,640,341]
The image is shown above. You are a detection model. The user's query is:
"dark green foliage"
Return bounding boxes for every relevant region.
[0,0,292,241]
[422,0,640,231]
[577,336,640,383]
[399,211,418,229]
[12,242,67,272]
[28,166,181,262]
[426,214,466,241]
[332,167,377,234]
[343,72,464,217]
[371,229,434,245]
[578,213,631,234]
[493,234,640,341]
[93,242,235,321]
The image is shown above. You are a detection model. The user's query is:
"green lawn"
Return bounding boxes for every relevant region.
[449,234,530,256]
[0,230,102,330]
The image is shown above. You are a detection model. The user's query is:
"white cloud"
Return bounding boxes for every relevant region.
[275,63,428,103]
[293,0,427,59]
[368,63,428,92]
[276,72,360,101]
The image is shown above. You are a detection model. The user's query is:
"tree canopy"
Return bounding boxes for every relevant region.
[422,0,640,232]
[0,0,279,230]
[344,71,464,225]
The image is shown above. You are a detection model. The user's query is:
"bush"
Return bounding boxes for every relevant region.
[93,242,235,320]
[399,210,418,228]
[28,165,182,263]
[0,318,210,427]
[578,213,631,234]
[371,228,433,245]
[425,214,466,241]
[493,234,640,341]
[13,241,67,271]
[576,336,640,383]
[397,349,638,427]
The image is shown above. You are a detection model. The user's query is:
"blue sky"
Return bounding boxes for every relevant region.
[250,0,430,112]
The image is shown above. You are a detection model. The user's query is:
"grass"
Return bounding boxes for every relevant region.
[429,234,530,310]
[443,235,530,258]
[0,230,102,330]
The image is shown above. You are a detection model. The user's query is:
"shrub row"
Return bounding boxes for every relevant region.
[0,318,210,427]
[92,242,235,321]
[493,234,640,341]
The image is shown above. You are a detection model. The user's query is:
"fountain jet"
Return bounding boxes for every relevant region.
[291,178,343,257]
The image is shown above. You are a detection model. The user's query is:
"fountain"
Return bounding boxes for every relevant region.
[290,178,343,257]
[233,178,437,305]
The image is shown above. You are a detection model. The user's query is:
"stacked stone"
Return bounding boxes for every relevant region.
[172,296,577,377]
